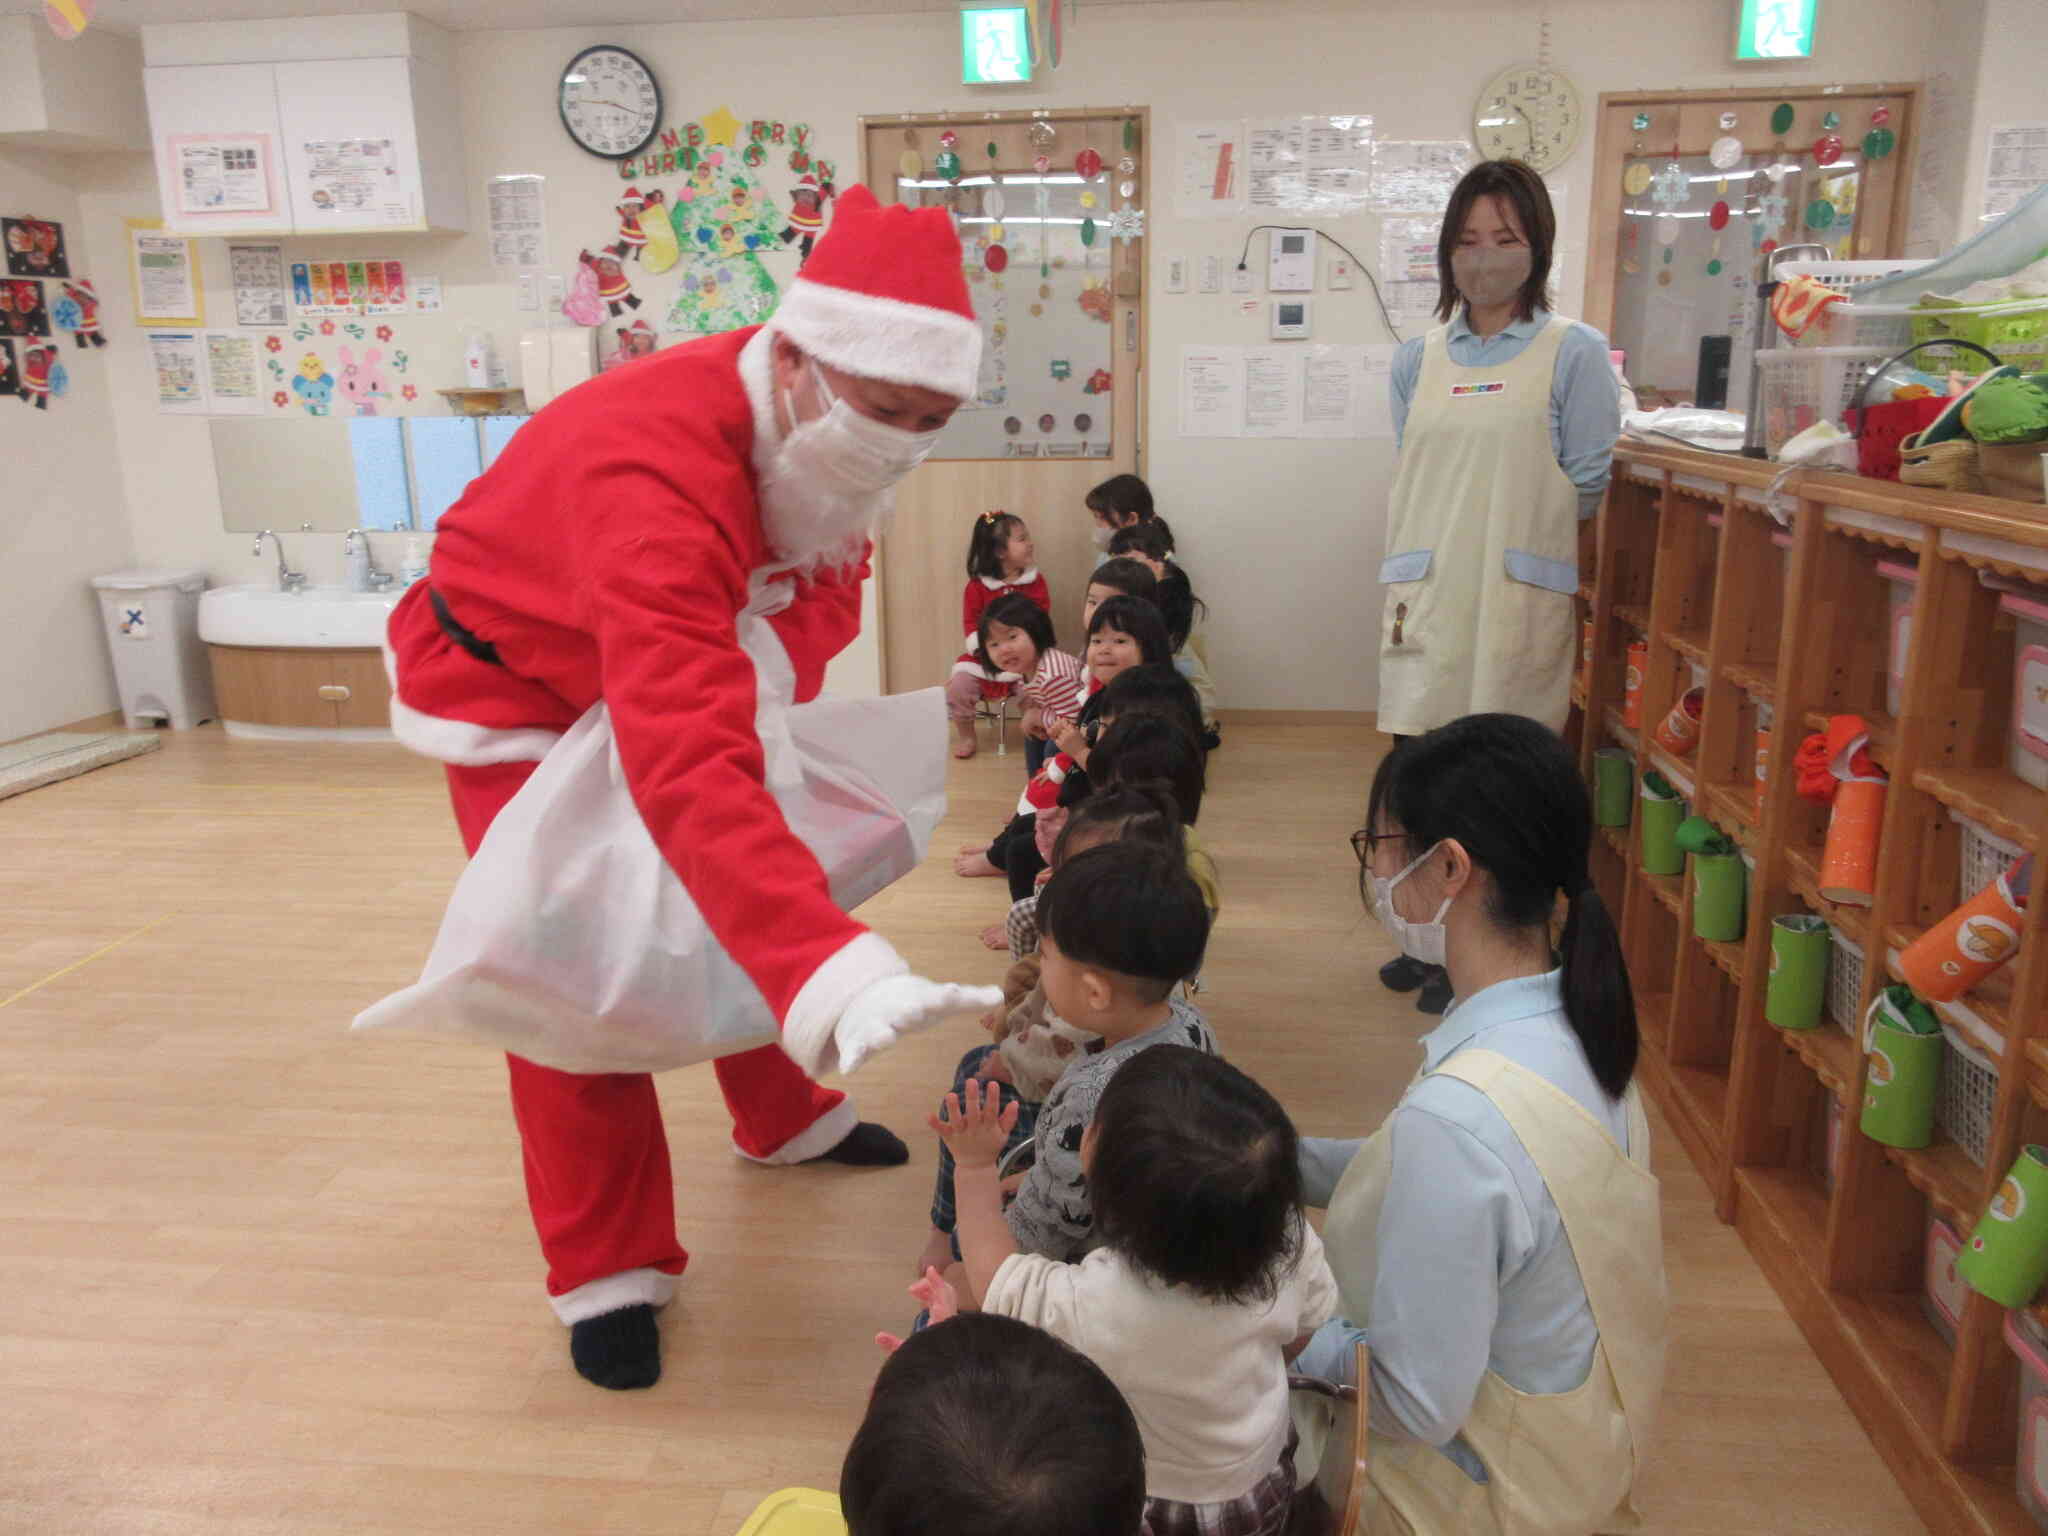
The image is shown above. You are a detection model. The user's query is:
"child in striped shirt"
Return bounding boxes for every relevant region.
[975,594,1083,777]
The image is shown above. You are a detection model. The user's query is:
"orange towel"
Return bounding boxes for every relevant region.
[1772,274,1847,341]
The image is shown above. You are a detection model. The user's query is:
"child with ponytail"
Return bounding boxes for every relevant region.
[948,511,1048,759]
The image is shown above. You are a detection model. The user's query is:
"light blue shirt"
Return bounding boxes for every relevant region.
[1296,970,1638,1482]
[1390,308,1620,520]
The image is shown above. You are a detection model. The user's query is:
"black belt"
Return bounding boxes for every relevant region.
[428,587,503,668]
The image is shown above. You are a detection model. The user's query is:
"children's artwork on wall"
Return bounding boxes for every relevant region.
[4,216,68,278]
[580,249,643,318]
[336,345,391,416]
[604,317,659,370]
[665,257,776,335]
[1,280,50,337]
[779,174,830,261]
[21,341,57,408]
[562,259,606,326]
[293,257,408,316]
[0,338,16,398]
[610,186,651,264]
[288,351,335,415]
[640,189,681,274]
[265,322,408,415]
[51,278,106,348]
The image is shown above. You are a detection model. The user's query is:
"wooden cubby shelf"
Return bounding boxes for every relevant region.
[1581,444,2048,1536]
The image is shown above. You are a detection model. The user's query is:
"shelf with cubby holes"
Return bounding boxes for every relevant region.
[1575,446,2048,1536]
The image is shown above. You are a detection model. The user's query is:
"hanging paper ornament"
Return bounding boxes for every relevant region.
[1762,238,1779,256]
[1864,127,1897,160]
[1872,106,1893,127]
[939,130,958,149]
[1029,119,1056,148]
[1806,197,1836,229]
[1631,111,1651,132]
[1623,162,1653,197]
[1079,190,1097,209]
[936,147,962,181]
[1108,205,1146,244]
[1075,148,1103,179]
[1654,212,1680,246]
[1039,284,1052,299]
[1080,216,1097,247]
[1657,270,1673,288]
[1821,110,1841,131]
[1709,200,1731,230]
[990,223,1005,241]
[1709,136,1745,171]
[1813,134,1844,166]
[1118,179,1136,199]
[1650,159,1690,207]
[1662,245,1673,265]
[1033,154,1051,175]
[1029,303,1043,317]
[1707,259,1724,276]
[1720,111,1740,131]
[986,187,1006,220]
[1117,154,1136,177]
[986,244,1008,273]
[1123,119,1138,152]
[986,140,999,161]
[1770,103,1795,135]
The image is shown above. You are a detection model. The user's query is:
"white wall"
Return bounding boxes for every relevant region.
[0,148,139,742]
[69,0,1948,717]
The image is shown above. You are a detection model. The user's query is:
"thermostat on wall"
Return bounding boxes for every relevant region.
[1268,227,1315,292]
[1270,299,1312,340]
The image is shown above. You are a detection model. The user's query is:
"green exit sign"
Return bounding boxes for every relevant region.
[963,7,1033,84]
[1736,0,1818,59]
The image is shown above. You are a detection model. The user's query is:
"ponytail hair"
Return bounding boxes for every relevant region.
[1364,714,1636,1098]
[965,510,1026,582]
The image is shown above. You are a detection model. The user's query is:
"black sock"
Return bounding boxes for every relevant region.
[569,1304,660,1390]
[810,1121,909,1166]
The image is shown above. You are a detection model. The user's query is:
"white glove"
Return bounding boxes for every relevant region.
[834,975,1005,1075]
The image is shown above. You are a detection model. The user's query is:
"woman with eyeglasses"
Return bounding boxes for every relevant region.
[1375,158,1620,1018]
[1296,714,1666,1536]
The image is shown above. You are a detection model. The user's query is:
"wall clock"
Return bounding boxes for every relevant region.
[559,45,662,161]
[1472,63,1583,174]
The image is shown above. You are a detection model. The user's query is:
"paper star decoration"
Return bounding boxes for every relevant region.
[1108,205,1146,244]
[1649,160,1691,208]
[701,106,742,148]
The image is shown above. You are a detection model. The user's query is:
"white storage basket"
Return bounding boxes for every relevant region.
[1827,928,1865,1037]
[1936,1019,2000,1168]
[1775,259,1932,352]
[1953,809,2026,905]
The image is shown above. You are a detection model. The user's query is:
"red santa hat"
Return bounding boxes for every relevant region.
[624,318,655,340]
[768,184,980,402]
[617,186,646,209]
[65,278,95,300]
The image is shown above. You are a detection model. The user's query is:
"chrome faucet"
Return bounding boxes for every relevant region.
[253,529,307,592]
[343,529,397,592]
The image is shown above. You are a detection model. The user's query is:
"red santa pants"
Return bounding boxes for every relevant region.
[445,759,849,1299]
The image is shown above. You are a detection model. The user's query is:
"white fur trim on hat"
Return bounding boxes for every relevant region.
[771,277,982,402]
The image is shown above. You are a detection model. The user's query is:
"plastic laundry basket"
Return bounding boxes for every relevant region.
[90,569,215,730]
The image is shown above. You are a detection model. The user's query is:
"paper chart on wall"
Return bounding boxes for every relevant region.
[301,138,413,226]
[1370,139,1473,213]
[127,221,201,326]
[1983,123,2048,223]
[1176,121,1244,219]
[1179,346,1245,436]
[229,243,288,327]
[148,331,207,413]
[487,175,548,270]
[1179,344,1394,439]
[1301,115,1373,213]
[171,135,275,215]
[202,330,265,415]
[1246,120,1306,212]
[1242,347,1302,437]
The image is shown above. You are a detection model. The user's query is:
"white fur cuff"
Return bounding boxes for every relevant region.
[781,931,909,1077]
[549,1266,679,1326]
[731,1096,860,1165]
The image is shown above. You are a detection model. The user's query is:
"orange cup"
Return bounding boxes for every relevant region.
[1899,868,2027,1001]
[1651,686,1705,757]
[1818,778,1887,906]
[1623,640,1648,728]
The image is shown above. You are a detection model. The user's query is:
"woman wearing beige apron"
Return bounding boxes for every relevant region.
[1294,714,1667,1535]
[1378,159,1619,1017]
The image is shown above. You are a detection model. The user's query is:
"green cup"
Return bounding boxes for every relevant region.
[1766,915,1830,1031]
[1595,748,1633,828]
[1958,1146,2048,1308]
[1640,787,1685,876]
[1859,985,1943,1150]
[1692,852,1747,941]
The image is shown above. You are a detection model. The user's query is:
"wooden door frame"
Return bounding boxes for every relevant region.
[1585,82,1919,346]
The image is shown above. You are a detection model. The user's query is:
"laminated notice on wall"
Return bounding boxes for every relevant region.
[1370,139,1473,213]
[229,243,288,327]
[1983,123,2048,223]
[301,138,413,226]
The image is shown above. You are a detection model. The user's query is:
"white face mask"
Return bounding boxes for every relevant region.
[1452,246,1532,310]
[779,363,942,498]
[1371,840,1452,967]
[1091,524,1114,550]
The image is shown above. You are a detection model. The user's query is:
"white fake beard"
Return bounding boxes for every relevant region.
[758,433,895,575]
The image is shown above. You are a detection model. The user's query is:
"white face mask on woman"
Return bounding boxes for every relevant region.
[762,359,943,565]
[1371,840,1453,967]
[1451,246,1532,311]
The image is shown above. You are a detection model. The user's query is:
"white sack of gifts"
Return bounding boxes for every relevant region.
[354,608,947,1074]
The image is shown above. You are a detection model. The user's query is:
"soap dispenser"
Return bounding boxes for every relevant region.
[401,534,430,588]
[345,531,372,593]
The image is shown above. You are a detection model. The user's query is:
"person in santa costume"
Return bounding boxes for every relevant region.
[384,184,995,1393]
[780,173,830,261]
[610,186,649,263]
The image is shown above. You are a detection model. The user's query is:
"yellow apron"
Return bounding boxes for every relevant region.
[1326,1048,1667,1536]
[1378,318,1581,737]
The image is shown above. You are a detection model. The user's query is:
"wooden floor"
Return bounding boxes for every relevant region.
[0,720,1926,1534]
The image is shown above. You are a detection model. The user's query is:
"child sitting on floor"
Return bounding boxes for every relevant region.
[844,1311,1147,1536]
[948,510,1047,760]
[931,1045,1337,1536]
[1108,520,1220,749]
[972,593,1084,777]
[921,789,1191,1279]
[1086,472,1176,566]
[1081,555,1157,637]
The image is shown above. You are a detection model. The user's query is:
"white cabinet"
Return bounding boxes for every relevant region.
[142,18,466,236]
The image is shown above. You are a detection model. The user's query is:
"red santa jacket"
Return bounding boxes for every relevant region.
[385,325,896,1062]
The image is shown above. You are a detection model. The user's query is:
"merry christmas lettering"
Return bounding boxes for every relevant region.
[620,118,835,191]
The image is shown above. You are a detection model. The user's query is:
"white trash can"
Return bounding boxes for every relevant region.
[90,569,215,729]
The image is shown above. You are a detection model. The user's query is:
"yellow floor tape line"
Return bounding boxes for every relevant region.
[0,915,173,1011]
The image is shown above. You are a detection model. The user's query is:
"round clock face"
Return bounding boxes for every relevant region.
[1473,64,1583,174]
[559,45,662,160]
